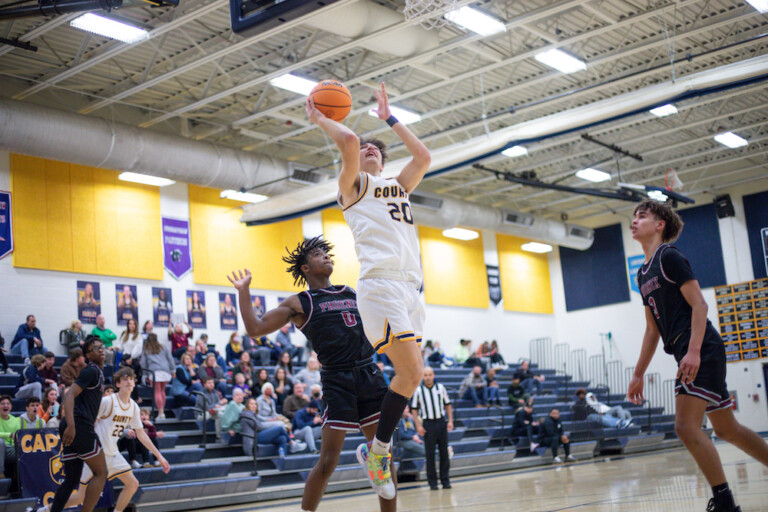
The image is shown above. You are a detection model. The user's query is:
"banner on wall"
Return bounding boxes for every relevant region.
[627,255,645,294]
[77,281,101,324]
[251,295,266,321]
[220,292,238,330]
[187,290,207,329]
[152,287,173,327]
[0,191,12,260]
[162,217,192,280]
[715,278,768,363]
[486,265,502,306]
[762,227,768,276]
[116,284,138,326]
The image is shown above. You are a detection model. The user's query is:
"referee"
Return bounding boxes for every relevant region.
[411,366,454,490]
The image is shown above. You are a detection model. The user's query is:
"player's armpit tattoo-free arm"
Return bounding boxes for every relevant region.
[228,270,305,337]
[679,279,708,356]
[633,307,661,378]
[393,122,431,194]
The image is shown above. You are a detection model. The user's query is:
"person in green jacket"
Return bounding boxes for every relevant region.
[91,315,117,366]
[0,395,20,478]
[220,388,246,440]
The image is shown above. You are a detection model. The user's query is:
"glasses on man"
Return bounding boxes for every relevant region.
[89,345,106,353]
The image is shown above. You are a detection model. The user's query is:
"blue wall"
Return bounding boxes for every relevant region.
[743,190,768,279]
[675,203,726,288]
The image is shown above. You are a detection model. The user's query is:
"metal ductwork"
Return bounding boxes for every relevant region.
[0,97,294,193]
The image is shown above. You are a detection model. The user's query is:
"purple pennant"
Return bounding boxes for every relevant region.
[162,217,192,280]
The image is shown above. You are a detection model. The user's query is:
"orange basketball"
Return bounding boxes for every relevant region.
[309,80,352,122]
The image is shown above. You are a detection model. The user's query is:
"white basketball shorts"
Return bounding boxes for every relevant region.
[80,451,132,484]
[356,278,424,354]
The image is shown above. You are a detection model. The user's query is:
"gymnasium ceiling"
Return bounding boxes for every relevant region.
[1,0,767,223]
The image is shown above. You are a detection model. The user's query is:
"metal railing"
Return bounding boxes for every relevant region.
[486,404,508,451]
[606,360,624,396]
[529,337,553,369]
[239,415,260,476]
[662,379,677,415]
[553,343,570,376]
[644,372,663,410]
[139,368,157,419]
[588,354,606,387]
[569,349,587,382]
[191,390,209,449]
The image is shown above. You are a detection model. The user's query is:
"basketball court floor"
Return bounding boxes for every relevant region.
[203,442,767,512]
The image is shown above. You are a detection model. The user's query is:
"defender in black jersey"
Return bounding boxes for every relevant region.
[50,336,108,512]
[228,236,394,512]
[628,200,768,512]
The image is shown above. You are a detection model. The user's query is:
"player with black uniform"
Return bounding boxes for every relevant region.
[228,236,394,512]
[49,336,108,512]
[627,199,768,512]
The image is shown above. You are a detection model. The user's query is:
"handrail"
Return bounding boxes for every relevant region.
[140,368,157,418]
[486,404,506,451]
[191,390,208,448]
[239,415,260,476]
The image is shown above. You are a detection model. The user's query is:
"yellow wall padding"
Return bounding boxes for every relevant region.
[188,184,304,291]
[419,226,488,309]
[321,208,360,289]
[11,153,163,279]
[497,234,554,314]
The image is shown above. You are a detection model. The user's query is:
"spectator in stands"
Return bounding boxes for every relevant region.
[91,314,117,366]
[16,354,55,400]
[275,324,300,362]
[11,314,48,362]
[489,340,507,369]
[240,397,290,458]
[234,351,255,383]
[507,376,531,411]
[140,333,175,420]
[396,405,425,459]
[572,390,632,428]
[233,373,251,398]
[514,360,545,395]
[40,388,60,424]
[131,408,165,467]
[195,377,228,439]
[63,320,87,354]
[294,356,321,390]
[309,384,322,402]
[243,334,273,367]
[0,329,14,375]
[142,320,154,340]
[476,341,492,369]
[275,350,294,379]
[272,367,293,410]
[60,348,86,387]
[292,399,322,454]
[539,409,575,463]
[512,402,540,453]
[193,336,226,369]
[0,395,19,478]
[256,382,304,452]
[19,397,46,429]
[225,333,245,368]
[47,403,62,429]
[459,365,488,408]
[168,321,193,360]
[282,382,309,420]
[170,353,203,406]
[254,368,270,397]
[454,338,471,366]
[221,388,247,442]
[119,318,143,372]
[196,352,228,396]
[422,340,453,368]
[485,368,501,406]
[41,351,62,391]
[377,361,391,385]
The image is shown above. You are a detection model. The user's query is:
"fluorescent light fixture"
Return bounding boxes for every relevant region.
[269,74,317,96]
[442,228,479,241]
[521,242,553,254]
[502,145,528,157]
[534,49,586,74]
[444,6,506,36]
[70,13,148,44]
[118,172,175,187]
[714,131,748,149]
[575,168,611,183]
[220,190,269,203]
[745,0,768,13]
[368,105,422,125]
[647,190,668,201]
[649,104,678,117]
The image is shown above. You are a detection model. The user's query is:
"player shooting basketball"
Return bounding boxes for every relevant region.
[306,83,430,499]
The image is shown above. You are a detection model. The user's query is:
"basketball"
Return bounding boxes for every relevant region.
[309,80,352,122]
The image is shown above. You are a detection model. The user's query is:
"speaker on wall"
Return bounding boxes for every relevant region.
[714,194,735,218]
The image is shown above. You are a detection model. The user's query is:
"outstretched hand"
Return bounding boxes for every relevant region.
[305,96,325,124]
[372,82,391,120]
[227,269,252,291]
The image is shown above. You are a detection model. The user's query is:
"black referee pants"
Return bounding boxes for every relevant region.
[423,418,450,486]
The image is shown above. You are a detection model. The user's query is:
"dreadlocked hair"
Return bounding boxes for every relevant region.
[283,236,335,287]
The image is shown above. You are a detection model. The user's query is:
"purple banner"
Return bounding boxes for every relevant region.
[153,287,173,327]
[77,281,101,324]
[187,290,207,329]
[0,191,12,260]
[162,217,192,280]
[220,292,238,330]
[116,284,138,326]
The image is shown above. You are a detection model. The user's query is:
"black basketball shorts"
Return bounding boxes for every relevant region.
[673,330,732,414]
[59,419,102,462]
[320,362,388,431]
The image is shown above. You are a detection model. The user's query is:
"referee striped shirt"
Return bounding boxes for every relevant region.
[411,383,451,420]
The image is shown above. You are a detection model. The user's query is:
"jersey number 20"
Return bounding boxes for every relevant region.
[387,202,414,224]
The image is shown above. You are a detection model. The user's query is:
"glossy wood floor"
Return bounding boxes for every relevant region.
[206,441,768,512]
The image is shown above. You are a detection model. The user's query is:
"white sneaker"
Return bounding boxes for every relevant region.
[289,440,307,453]
[566,455,577,462]
[156,413,166,420]
[530,442,539,452]
[448,445,454,459]
[553,456,563,463]
[131,460,141,469]
[4,368,17,375]
[36,506,50,512]
[24,357,30,366]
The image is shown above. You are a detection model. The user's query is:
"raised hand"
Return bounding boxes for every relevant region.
[372,82,391,120]
[305,96,325,124]
[227,269,253,291]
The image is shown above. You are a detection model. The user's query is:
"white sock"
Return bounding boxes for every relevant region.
[371,437,390,456]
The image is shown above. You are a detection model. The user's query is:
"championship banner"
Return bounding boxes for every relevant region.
[116,284,139,326]
[77,281,101,324]
[715,278,768,363]
[153,287,173,327]
[162,217,192,280]
[0,190,12,260]
[251,295,266,321]
[220,292,238,330]
[187,290,207,329]
[17,429,113,510]
[627,255,645,294]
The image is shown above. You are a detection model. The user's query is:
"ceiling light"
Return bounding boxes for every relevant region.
[70,13,148,44]
[745,0,768,13]
[714,131,748,149]
[269,74,317,95]
[521,242,553,253]
[444,6,506,36]
[534,49,587,74]
[118,172,175,187]
[575,168,611,183]
[502,145,528,157]
[220,190,269,203]
[649,104,678,117]
[368,105,422,125]
[647,190,668,201]
[442,228,479,241]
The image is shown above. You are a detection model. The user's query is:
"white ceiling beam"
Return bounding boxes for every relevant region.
[0,13,80,57]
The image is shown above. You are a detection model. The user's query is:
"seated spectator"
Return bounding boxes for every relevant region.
[423,340,453,368]
[254,336,279,366]
[168,321,193,359]
[582,390,633,428]
[294,357,320,389]
[233,373,251,398]
[309,384,323,403]
[194,337,227,369]
[241,334,269,368]
[514,360,544,395]
[225,333,244,368]
[0,395,19,478]
[292,399,322,454]
[459,366,487,407]
[63,320,87,354]
[0,329,14,375]
[240,397,290,458]
[11,314,48,361]
[254,368,270,397]
[454,338,471,367]
[60,348,86,387]
[377,361,391,386]
[476,341,492,369]
[538,409,575,463]
[19,397,46,429]
[221,388,247,442]
[169,353,203,406]
[511,402,540,453]
[274,351,294,379]
[142,320,154,340]
[272,367,293,410]
[232,352,255,388]
[485,368,501,406]
[120,408,166,467]
[140,333,176,420]
[489,340,507,369]
[40,388,59,424]
[196,352,228,396]
[396,405,425,459]
[507,377,531,411]
[46,404,62,429]
[195,377,228,438]
[255,383,296,437]
[16,354,55,400]
[40,351,62,393]
[282,382,308,420]
[275,324,301,362]
[119,318,143,371]
[91,314,118,366]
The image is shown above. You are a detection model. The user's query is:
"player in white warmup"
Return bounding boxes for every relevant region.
[307,82,430,499]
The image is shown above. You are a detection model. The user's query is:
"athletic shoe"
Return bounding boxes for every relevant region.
[24,357,30,366]
[290,440,307,453]
[4,368,17,374]
[553,456,563,463]
[356,442,396,500]
[130,460,141,469]
[530,442,539,453]
[429,484,439,491]
[706,498,741,512]
[448,445,454,459]
[156,412,166,420]
[566,455,577,462]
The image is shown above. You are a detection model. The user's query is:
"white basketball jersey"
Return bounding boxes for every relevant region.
[341,173,422,283]
[95,394,142,456]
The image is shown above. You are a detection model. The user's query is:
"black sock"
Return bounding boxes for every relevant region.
[712,482,735,509]
[51,459,84,512]
[374,389,410,445]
